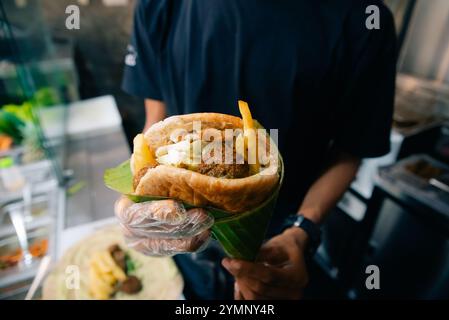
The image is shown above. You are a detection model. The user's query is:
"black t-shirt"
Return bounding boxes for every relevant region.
[122,0,396,234]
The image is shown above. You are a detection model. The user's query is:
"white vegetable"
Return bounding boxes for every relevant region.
[184,133,200,142]
[202,128,222,142]
[156,140,190,160]
[169,128,187,143]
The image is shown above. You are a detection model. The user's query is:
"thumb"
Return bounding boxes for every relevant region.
[114,196,134,219]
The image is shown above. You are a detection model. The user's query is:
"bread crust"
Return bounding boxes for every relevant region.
[135,113,280,213]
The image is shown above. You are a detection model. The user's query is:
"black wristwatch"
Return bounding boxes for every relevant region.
[283,214,321,257]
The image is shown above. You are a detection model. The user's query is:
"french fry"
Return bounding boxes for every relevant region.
[90,279,111,300]
[238,100,260,174]
[89,265,113,300]
[132,134,157,174]
[88,249,130,299]
[91,252,111,274]
[101,252,127,281]
[99,270,116,285]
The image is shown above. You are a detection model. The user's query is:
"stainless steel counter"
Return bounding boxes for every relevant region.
[64,128,130,228]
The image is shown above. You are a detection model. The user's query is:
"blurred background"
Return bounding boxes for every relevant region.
[0,0,449,299]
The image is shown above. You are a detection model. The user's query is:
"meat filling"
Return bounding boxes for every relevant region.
[197,162,249,179]
[135,128,261,184]
[197,140,249,179]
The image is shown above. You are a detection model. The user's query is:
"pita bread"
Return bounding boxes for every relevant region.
[135,113,280,213]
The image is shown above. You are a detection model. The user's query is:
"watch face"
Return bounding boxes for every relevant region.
[295,215,305,226]
[283,214,299,229]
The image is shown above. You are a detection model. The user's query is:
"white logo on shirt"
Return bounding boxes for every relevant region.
[125,44,137,67]
[65,5,80,30]
[365,5,380,30]
[365,265,380,290]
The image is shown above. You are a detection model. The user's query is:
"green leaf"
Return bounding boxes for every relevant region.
[104,157,284,261]
[104,160,135,195]
[125,254,136,274]
[103,160,260,222]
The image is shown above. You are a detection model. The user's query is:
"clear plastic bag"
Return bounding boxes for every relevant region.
[115,197,214,256]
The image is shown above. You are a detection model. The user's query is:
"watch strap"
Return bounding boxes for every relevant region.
[284,214,321,256]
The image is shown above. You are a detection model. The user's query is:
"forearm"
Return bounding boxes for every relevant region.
[143,99,166,132]
[298,151,361,224]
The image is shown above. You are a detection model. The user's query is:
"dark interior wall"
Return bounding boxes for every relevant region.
[40,0,144,145]
[398,0,449,83]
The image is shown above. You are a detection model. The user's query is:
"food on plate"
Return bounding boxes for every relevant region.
[43,226,183,300]
[0,239,48,270]
[129,101,280,213]
[88,244,142,299]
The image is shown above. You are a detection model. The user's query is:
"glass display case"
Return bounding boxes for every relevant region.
[0,0,129,299]
[0,0,76,298]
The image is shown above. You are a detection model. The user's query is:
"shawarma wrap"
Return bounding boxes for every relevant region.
[131,104,280,213]
[104,101,283,260]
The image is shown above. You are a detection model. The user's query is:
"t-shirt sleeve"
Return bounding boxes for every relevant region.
[334,1,397,158]
[121,0,165,100]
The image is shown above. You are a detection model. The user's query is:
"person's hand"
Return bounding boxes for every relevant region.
[115,196,213,256]
[222,227,309,300]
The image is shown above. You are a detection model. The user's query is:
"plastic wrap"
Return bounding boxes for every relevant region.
[114,197,214,256]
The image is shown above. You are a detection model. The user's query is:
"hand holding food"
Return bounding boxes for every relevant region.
[105,101,283,260]
[222,227,309,300]
[115,197,213,256]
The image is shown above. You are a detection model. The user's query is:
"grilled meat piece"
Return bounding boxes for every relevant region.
[108,244,126,272]
[197,162,249,178]
[197,138,250,178]
[118,276,142,294]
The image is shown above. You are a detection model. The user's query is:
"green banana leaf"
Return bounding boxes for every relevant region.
[104,158,283,261]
